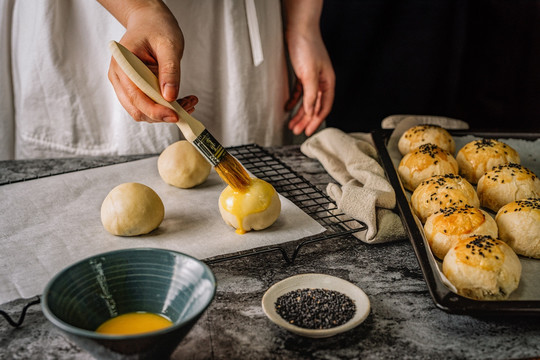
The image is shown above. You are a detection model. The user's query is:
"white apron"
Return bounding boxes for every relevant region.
[1,0,288,160]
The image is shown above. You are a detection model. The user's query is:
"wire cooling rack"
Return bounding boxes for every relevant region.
[0,144,364,328]
[205,144,365,264]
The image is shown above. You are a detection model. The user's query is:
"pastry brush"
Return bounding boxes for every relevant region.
[108,40,251,191]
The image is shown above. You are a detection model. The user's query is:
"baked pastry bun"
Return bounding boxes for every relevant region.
[496,198,540,259]
[398,124,455,156]
[219,178,281,234]
[411,174,479,223]
[424,205,498,260]
[442,235,521,300]
[456,138,520,184]
[477,163,540,212]
[398,143,459,191]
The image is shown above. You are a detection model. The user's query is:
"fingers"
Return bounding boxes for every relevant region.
[285,81,303,111]
[156,41,182,102]
[288,91,325,136]
[177,95,199,114]
[109,58,179,123]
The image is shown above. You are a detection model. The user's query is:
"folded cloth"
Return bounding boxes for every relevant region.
[301,127,407,243]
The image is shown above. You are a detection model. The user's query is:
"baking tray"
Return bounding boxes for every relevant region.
[372,128,540,316]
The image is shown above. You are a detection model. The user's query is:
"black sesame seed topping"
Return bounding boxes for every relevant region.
[275,288,356,330]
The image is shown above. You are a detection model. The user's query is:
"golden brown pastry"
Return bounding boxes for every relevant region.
[411,173,479,223]
[496,198,540,259]
[456,138,520,184]
[477,163,540,212]
[424,205,498,260]
[442,235,521,300]
[398,143,459,191]
[398,124,455,156]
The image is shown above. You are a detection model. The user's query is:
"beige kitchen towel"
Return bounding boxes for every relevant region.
[301,127,407,243]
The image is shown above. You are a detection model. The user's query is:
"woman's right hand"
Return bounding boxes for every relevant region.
[99,0,192,123]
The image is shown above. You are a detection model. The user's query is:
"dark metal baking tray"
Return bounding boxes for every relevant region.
[372,128,540,316]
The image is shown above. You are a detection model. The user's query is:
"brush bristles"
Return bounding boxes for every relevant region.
[215,153,252,191]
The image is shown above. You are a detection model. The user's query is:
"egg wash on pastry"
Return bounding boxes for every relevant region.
[219,178,276,234]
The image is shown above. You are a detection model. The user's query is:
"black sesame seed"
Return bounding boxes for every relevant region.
[275,288,356,330]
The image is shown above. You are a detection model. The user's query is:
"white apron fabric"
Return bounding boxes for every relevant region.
[1,0,288,160]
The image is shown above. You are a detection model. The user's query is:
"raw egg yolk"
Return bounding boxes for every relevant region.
[96,312,173,335]
[220,178,275,234]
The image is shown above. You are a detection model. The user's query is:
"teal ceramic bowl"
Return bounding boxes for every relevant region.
[42,248,216,360]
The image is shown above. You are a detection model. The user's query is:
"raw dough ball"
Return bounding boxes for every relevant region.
[158,140,211,188]
[411,173,479,223]
[398,124,455,156]
[398,143,459,191]
[424,205,498,260]
[496,198,540,259]
[101,182,164,236]
[219,178,281,234]
[442,235,521,300]
[477,163,540,212]
[456,138,520,184]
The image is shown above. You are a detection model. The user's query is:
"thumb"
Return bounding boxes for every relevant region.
[156,43,181,102]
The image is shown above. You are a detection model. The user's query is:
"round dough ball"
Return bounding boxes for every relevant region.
[411,174,479,223]
[398,143,459,192]
[398,124,455,156]
[477,163,540,212]
[456,138,520,184]
[496,198,540,259]
[424,205,498,260]
[158,140,211,189]
[442,235,521,300]
[219,178,281,234]
[101,182,164,236]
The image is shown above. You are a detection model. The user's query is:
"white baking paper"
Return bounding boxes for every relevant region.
[0,157,325,304]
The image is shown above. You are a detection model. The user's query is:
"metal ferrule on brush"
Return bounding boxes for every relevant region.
[193,130,226,166]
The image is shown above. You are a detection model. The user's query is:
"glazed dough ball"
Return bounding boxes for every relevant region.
[477,163,540,212]
[496,198,540,259]
[101,182,164,236]
[424,205,498,260]
[219,178,281,234]
[442,235,521,300]
[411,174,479,223]
[398,144,459,192]
[456,138,520,184]
[398,124,455,156]
[158,140,211,189]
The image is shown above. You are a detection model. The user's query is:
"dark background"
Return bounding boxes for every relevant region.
[320,0,540,133]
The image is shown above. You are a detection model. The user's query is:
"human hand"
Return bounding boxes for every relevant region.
[104,1,192,123]
[284,2,335,137]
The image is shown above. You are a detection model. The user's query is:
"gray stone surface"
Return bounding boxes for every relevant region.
[1,146,539,359]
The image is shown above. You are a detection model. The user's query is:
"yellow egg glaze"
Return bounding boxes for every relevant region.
[219,178,277,234]
[95,312,173,335]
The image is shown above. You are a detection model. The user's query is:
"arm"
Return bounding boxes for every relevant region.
[97,0,194,123]
[283,0,335,136]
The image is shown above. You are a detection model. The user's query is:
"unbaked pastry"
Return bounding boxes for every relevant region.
[442,235,521,300]
[101,182,164,236]
[398,124,455,156]
[410,174,478,223]
[158,140,211,189]
[496,198,540,259]
[424,205,498,260]
[456,138,520,184]
[398,143,459,191]
[219,178,281,234]
[477,163,540,212]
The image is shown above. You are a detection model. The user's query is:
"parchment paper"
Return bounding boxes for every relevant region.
[0,157,325,304]
[387,116,540,300]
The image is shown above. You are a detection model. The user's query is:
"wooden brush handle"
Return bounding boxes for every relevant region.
[108,41,205,142]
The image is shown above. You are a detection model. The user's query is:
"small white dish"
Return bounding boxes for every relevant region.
[261,273,370,338]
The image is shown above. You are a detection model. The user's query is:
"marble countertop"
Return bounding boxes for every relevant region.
[1,145,539,360]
